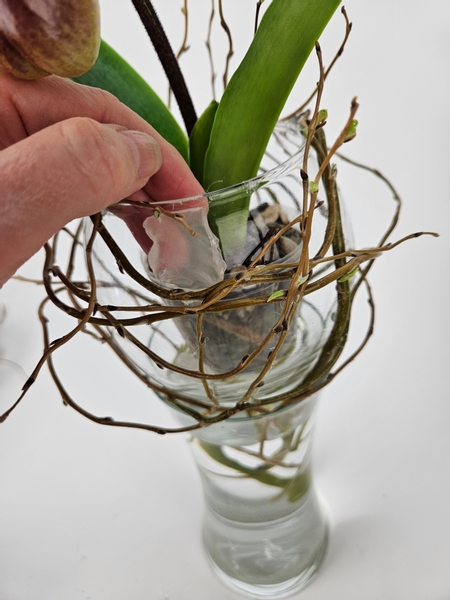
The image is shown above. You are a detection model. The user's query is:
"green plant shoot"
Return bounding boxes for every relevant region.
[189,100,218,184]
[201,0,340,254]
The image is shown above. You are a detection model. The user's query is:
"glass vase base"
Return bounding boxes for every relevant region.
[203,492,329,599]
[207,547,327,599]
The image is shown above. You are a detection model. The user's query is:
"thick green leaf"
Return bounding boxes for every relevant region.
[189,100,218,185]
[73,40,188,162]
[204,0,341,246]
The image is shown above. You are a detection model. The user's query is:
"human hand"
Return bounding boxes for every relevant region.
[0,72,203,287]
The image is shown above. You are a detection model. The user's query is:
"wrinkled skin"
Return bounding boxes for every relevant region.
[0,0,100,78]
[0,73,205,286]
[0,2,226,291]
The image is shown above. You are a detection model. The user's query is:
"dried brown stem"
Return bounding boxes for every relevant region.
[3,22,436,434]
[283,6,352,120]
[205,0,217,99]
[130,0,197,134]
[168,0,190,108]
[1,216,101,422]
[218,0,233,90]
[197,314,220,405]
[254,0,265,35]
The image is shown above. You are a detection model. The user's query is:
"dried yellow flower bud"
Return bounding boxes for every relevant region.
[0,0,100,79]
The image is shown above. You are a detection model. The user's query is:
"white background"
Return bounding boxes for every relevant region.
[1,1,449,598]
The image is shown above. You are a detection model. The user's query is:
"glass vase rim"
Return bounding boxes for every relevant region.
[163,390,319,428]
[115,118,306,209]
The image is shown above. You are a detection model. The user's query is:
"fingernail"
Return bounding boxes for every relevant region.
[117,130,162,179]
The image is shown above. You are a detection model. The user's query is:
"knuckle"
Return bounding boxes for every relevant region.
[58,117,131,198]
[80,85,131,126]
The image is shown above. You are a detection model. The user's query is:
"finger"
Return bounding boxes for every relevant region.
[0,72,204,201]
[0,117,162,285]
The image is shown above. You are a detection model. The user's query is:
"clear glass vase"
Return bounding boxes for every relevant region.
[88,118,340,407]
[191,393,328,598]
[85,117,346,597]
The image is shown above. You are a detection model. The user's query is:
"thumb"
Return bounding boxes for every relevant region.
[0,117,162,285]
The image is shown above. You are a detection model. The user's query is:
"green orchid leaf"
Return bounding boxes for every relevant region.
[204,0,340,249]
[189,100,219,185]
[204,0,340,189]
[0,0,100,79]
[73,40,189,162]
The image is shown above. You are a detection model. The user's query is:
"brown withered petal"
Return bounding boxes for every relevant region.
[0,0,100,79]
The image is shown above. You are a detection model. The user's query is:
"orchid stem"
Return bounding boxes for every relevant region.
[130,0,197,135]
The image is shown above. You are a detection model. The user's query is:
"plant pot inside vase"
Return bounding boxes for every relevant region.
[88,119,339,413]
[164,201,304,373]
